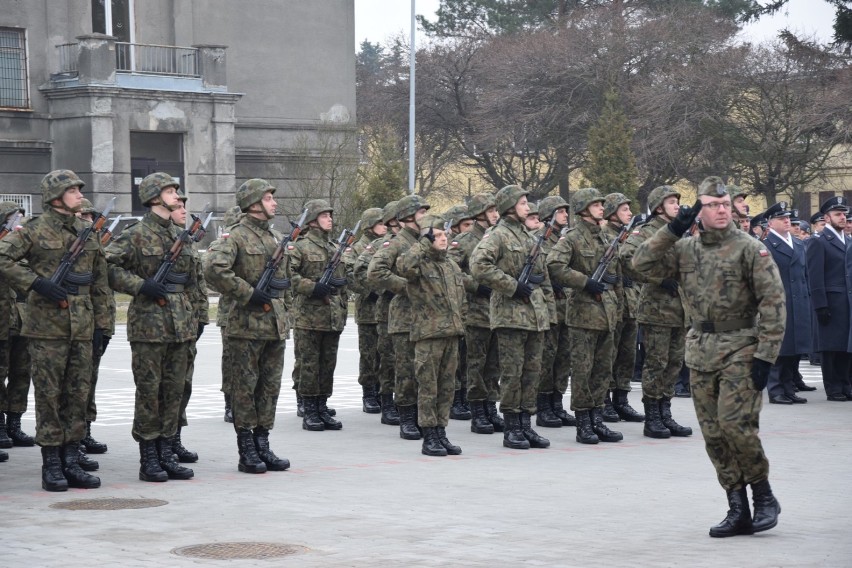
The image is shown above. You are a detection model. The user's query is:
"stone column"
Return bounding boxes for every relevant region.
[75,34,117,85]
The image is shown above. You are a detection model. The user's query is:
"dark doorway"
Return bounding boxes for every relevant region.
[130,132,183,215]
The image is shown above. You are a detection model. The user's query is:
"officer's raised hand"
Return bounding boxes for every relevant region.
[668,200,703,238]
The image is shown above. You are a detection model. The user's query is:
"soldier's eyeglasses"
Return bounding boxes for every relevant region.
[702,202,732,211]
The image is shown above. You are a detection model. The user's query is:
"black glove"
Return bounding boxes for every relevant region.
[552,282,565,297]
[601,273,618,286]
[622,275,633,289]
[139,279,168,300]
[92,328,105,357]
[422,228,435,243]
[100,334,111,356]
[668,200,703,238]
[660,278,679,297]
[383,290,395,301]
[476,284,492,298]
[751,358,773,391]
[583,278,606,296]
[816,307,831,326]
[310,282,333,299]
[31,277,67,302]
[512,281,533,299]
[248,287,274,307]
[366,291,379,302]
[197,323,206,340]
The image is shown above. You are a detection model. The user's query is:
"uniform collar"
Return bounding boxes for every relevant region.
[700,221,738,245]
[244,215,270,231]
[144,210,173,229]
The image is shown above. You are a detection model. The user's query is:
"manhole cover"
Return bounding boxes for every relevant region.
[172,542,308,560]
[50,498,168,511]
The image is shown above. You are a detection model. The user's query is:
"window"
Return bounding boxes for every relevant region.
[0,28,29,109]
[92,0,132,42]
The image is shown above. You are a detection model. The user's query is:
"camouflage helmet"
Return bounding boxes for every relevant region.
[538,195,568,221]
[570,187,604,215]
[420,214,446,232]
[222,205,243,228]
[382,200,400,224]
[303,199,333,225]
[647,185,680,214]
[495,185,529,215]
[697,176,727,198]
[603,193,631,219]
[40,169,85,208]
[138,172,179,206]
[727,184,747,200]
[396,194,430,220]
[442,204,470,226]
[360,207,384,230]
[467,192,496,218]
[236,178,276,212]
[79,198,96,214]
[0,200,23,219]
[527,201,539,216]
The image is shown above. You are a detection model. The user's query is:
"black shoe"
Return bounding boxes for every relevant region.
[81,420,107,454]
[786,393,807,404]
[643,398,671,439]
[319,397,343,430]
[0,449,7,462]
[61,443,101,489]
[5,412,34,447]
[827,393,848,402]
[380,393,400,425]
[76,446,100,471]
[470,401,495,435]
[602,392,620,423]
[551,392,576,427]
[436,426,462,455]
[138,440,168,482]
[398,405,422,440]
[574,410,599,445]
[502,413,530,450]
[590,408,623,442]
[449,390,472,420]
[172,427,198,463]
[237,429,267,474]
[0,413,12,449]
[709,487,754,538]
[253,427,290,471]
[157,437,194,479]
[41,446,69,492]
[769,394,793,405]
[520,412,550,448]
[794,382,817,392]
[751,479,781,533]
[535,393,562,428]
[613,389,644,422]
[301,396,325,431]
[485,401,505,432]
[674,387,692,398]
[421,427,448,456]
[362,385,381,414]
[660,397,692,437]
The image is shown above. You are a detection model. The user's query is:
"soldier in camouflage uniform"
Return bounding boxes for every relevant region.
[399,215,466,456]
[343,207,386,414]
[471,185,552,450]
[289,199,348,431]
[0,170,110,491]
[106,172,197,482]
[524,201,542,232]
[443,204,474,237]
[728,185,749,229]
[547,188,623,445]
[621,186,692,439]
[633,176,785,538]
[204,179,291,474]
[368,195,432,440]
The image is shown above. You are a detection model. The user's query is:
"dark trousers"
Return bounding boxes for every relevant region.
[768,355,799,398]
[821,351,852,396]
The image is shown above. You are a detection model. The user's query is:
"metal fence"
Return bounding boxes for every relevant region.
[56,43,79,74]
[115,42,199,77]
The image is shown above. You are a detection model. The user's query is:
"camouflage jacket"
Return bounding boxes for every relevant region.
[344,232,379,325]
[538,225,566,325]
[0,277,11,341]
[368,226,419,334]
[448,222,490,329]
[208,221,240,329]
[0,208,111,340]
[470,217,551,332]
[288,227,347,332]
[354,234,392,324]
[632,221,786,371]
[399,239,465,341]
[548,219,621,332]
[620,216,685,327]
[203,215,289,340]
[602,222,637,320]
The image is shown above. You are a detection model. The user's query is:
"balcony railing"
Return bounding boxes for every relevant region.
[115,42,199,77]
[56,43,79,73]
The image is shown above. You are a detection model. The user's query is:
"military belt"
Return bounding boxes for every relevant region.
[66,285,90,296]
[695,318,755,333]
[164,283,185,293]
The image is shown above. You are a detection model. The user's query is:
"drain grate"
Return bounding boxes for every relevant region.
[172,542,308,560]
[50,498,168,511]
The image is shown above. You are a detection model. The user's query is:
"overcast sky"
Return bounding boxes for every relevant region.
[354,0,837,50]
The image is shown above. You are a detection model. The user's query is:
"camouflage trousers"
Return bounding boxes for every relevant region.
[568,327,614,411]
[495,328,542,415]
[691,362,769,490]
[415,337,459,428]
[130,341,190,442]
[465,325,499,403]
[611,318,638,391]
[179,339,196,428]
[391,332,418,406]
[28,339,91,447]
[455,336,467,391]
[0,335,31,413]
[227,338,285,431]
[294,329,341,397]
[220,327,232,395]
[539,322,571,395]
[85,352,101,422]
[376,321,395,395]
[641,325,686,400]
[357,323,380,388]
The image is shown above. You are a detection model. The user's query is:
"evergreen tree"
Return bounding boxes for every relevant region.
[355,128,408,211]
[583,89,639,203]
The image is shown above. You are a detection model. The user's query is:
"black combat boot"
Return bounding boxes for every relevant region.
[709,487,754,538]
[0,448,7,462]
[81,420,107,454]
[501,412,530,450]
[421,427,448,457]
[602,392,620,422]
[590,408,623,442]
[485,401,505,432]
[5,412,34,446]
[319,397,343,430]
[612,390,644,422]
[156,437,194,479]
[449,390,472,420]
[236,429,267,474]
[253,427,289,471]
[659,397,693,437]
[61,443,101,489]
[643,398,671,439]
[470,401,495,434]
[520,412,551,448]
[224,393,234,423]
[172,426,198,463]
[551,392,576,426]
[380,393,400,425]
[296,393,305,418]
[138,440,168,482]
[575,410,600,444]
[0,413,11,448]
[751,479,781,533]
[362,385,381,414]
[41,446,68,491]
[436,426,462,455]
[301,396,325,431]
[398,405,422,440]
[535,393,562,428]
[76,445,100,471]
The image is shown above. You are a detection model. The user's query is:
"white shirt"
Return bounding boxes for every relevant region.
[769,228,794,249]
[823,223,846,245]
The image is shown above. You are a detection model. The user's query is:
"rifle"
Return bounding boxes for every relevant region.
[517,218,555,302]
[590,214,649,302]
[192,210,214,243]
[317,220,361,305]
[151,204,212,307]
[0,209,23,239]
[257,208,308,313]
[49,197,116,309]
[100,215,123,246]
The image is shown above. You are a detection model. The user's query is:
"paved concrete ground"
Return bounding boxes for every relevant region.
[1,324,849,567]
